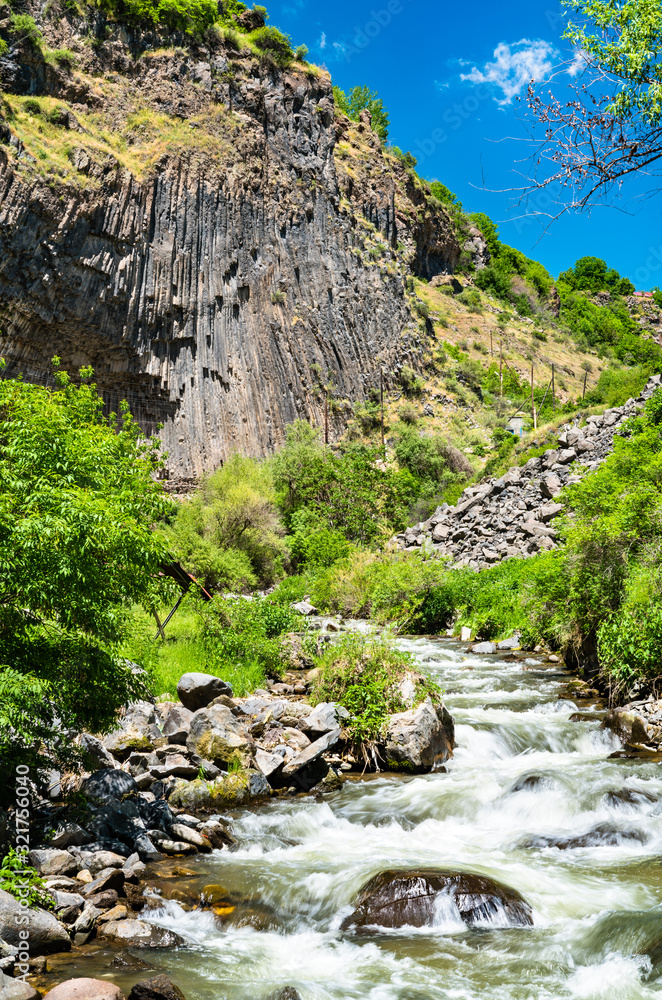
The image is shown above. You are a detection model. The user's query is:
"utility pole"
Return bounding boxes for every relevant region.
[531,362,537,431]
[551,363,555,414]
[324,391,329,446]
[583,369,588,400]
[380,367,385,456]
[499,340,503,398]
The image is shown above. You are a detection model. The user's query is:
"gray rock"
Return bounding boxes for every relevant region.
[0,889,71,955]
[497,635,520,650]
[177,673,233,711]
[81,869,125,897]
[301,702,350,736]
[72,903,101,936]
[291,600,318,616]
[557,448,578,464]
[28,850,77,877]
[43,980,124,1000]
[186,704,251,764]
[161,706,194,745]
[48,822,93,849]
[470,641,496,654]
[81,769,138,800]
[383,699,452,773]
[254,749,284,779]
[540,474,562,498]
[169,824,211,851]
[79,734,117,771]
[248,772,272,798]
[538,502,563,523]
[99,919,184,948]
[282,729,342,778]
[49,890,85,916]
[0,970,39,1000]
[151,753,199,780]
[85,851,127,875]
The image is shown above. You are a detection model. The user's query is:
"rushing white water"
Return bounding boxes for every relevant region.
[83,635,662,998]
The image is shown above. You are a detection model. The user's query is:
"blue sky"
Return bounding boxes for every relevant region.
[265,0,662,289]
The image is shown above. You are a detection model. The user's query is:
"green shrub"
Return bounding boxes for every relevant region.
[164,454,285,591]
[23,98,42,115]
[10,14,42,45]
[598,605,662,693]
[456,288,482,313]
[294,43,308,60]
[43,48,78,67]
[0,39,7,57]
[311,632,439,747]
[288,507,351,569]
[99,0,217,34]
[332,84,389,143]
[199,594,302,684]
[0,849,53,909]
[251,25,293,65]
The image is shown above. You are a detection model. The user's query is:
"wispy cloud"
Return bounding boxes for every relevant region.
[461,39,557,103]
[566,48,586,77]
[319,31,326,49]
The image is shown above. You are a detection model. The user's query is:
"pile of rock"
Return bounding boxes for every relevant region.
[39,669,454,861]
[392,375,661,569]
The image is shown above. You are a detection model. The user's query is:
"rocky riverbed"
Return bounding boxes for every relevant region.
[8,632,662,1000]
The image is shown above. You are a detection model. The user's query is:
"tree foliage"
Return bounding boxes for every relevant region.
[0,365,174,791]
[333,85,390,143]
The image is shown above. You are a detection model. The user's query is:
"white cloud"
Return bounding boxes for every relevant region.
[319,31,327,49]
[461,39,557,103]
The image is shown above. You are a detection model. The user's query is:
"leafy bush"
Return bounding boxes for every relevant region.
[199,594,302,686]
[598,605,662,692]
[251,25,293,65]
[294,43,307,60]
[388,146,418,169]
[164,454,285,591]
[311,633,438,747]
[456,288,482,313]
[271,421,417,543]
[23,98,42,115]
[394,429,472,497]
[558,256,635,296]
[9,14,42,45]
[288,507,351,569]
[0,850,53,909]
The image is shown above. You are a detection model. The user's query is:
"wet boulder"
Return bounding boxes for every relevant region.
[606,787,656,809]
[177,672,233,711]
[383,699,453,773]
[341,869,533,931]
[0,972,39,1000]
[99,919,184,948]
[265,990,301,1000]
[601,709,650,746]
[127,975,186,1000]
[522,822,647,849]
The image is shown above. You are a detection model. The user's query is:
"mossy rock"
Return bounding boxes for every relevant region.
[103,727,153,758]
[191,731,250,766]
[169,773,250,811]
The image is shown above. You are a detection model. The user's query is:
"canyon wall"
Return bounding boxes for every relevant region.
[0,11,464,475]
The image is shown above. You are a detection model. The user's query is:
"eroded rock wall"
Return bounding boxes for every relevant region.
[0,14,461,475]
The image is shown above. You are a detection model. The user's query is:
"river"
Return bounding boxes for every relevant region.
[64,634,662,999]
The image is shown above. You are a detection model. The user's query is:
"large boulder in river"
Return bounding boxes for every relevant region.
[0,889,71,955]
[99,919,184,948]
[127,976,186,1000]
[186,704,251,764]
[341,869,533,932]
[601,709,650,746]
[383,699,453,772]
[177,672,233,711]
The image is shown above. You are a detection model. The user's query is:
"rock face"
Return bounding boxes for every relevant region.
[393,376,661,569]
[0,9,461,477]
[342,869,533,932]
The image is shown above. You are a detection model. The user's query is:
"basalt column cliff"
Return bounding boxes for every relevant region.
[0,9,465,474]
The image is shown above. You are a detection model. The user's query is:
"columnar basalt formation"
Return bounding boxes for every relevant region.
[0,11,462,475]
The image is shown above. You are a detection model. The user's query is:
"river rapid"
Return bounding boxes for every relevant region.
[70,634,662,999]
